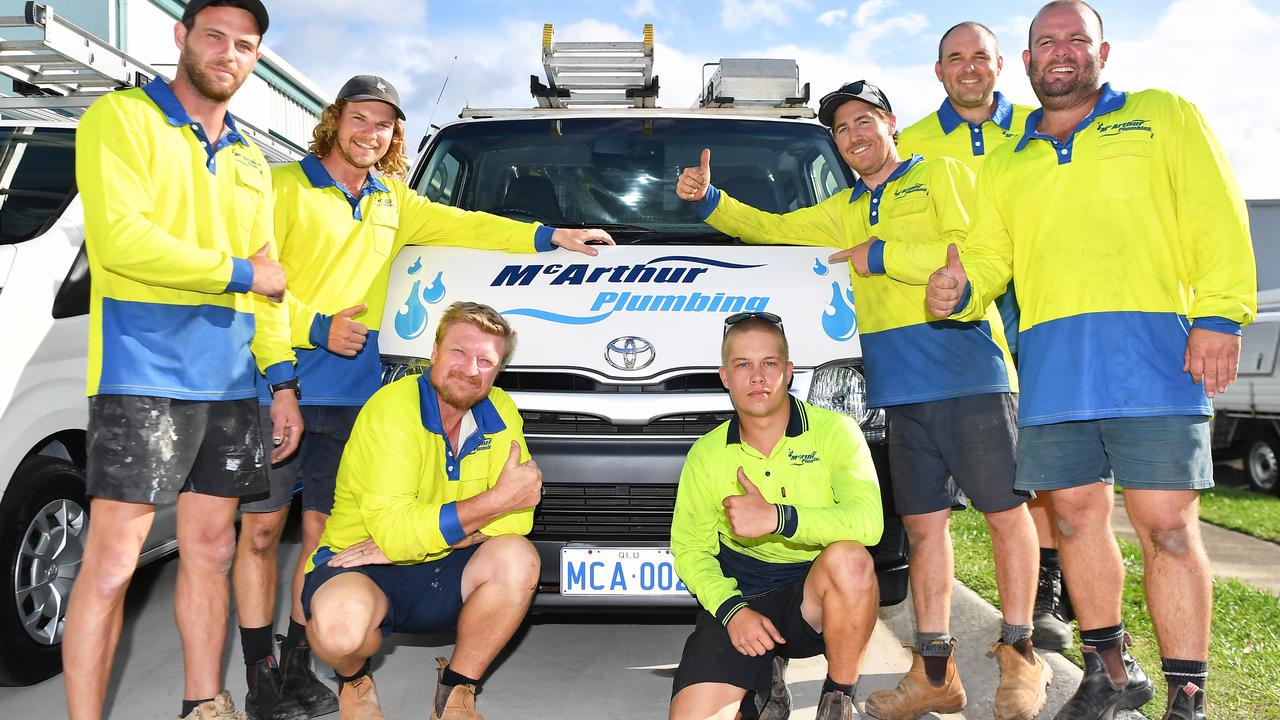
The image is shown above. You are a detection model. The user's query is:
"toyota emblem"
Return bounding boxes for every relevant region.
[604,336,656,371]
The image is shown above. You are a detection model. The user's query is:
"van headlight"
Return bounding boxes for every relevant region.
[806,361,886,443]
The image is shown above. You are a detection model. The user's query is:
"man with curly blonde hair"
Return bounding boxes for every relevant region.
[230,75,613,719]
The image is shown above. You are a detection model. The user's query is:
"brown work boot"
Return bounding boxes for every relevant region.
[864,646,966,719]
[337,674,383,720]
[991,640,1053,720]
[430,657,482,720]
[179,691,248,719]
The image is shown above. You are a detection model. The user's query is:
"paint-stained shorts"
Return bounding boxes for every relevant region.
[86,394,267,505]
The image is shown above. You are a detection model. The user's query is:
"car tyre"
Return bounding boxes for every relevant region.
[1245,431,1280,495]
[0,455,89,686]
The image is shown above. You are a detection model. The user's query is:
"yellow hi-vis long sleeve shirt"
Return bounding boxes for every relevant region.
[953,84,1256,426]
[77,79,294,399]
[261,156,552,406]
[694,155,1016,408]
[307,374,532,572]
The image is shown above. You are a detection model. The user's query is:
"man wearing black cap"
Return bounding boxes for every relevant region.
[229,73,613,719]
[677,80,1048,720]
[63,2,294,720]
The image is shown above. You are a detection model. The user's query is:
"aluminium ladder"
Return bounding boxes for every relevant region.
[532,23,658,109]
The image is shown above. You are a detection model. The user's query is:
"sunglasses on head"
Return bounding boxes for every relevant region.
[722,311,785,336]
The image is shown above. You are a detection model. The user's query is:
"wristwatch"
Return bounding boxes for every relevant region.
[268,378,301,400]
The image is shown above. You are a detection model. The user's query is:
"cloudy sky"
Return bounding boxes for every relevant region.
[261,0,1280,199]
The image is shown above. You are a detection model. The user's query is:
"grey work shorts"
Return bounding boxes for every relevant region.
[241,404,360,514]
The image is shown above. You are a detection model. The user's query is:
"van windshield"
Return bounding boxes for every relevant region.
[413,117,853,242]
[0,126,76,246]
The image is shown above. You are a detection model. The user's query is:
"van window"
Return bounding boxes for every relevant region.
[0,126,76,246]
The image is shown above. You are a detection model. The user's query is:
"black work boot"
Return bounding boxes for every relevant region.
[1163,683,1207,720]
[246,656,309,720]
[278,635,339,718]
[1054,640,1154,719]
[1033,563,1074,651]
[759,656,792,720]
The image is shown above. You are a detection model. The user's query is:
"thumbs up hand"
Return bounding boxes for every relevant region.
[926,243,969,318]
[494,440,542,512]
[722,466,778,538]
[326,303,369,356]
[676,148,712,202]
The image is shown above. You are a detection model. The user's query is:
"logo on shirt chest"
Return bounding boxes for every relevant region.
[372,195,395,209]
[1095,118,1154,138]
[787,448,820,465]
[475,436,492,452]
[892,182,928,199]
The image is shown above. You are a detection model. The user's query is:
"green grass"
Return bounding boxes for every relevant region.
[949,508,1280,719]
[1196,483,1280,544]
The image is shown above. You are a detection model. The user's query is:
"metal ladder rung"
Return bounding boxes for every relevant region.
[551,41,649,52]
[538,22,655,109]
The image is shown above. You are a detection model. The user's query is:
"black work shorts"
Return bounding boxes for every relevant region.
[672,576,824,719]
[86,394,267,505]
[885,392,1027,515]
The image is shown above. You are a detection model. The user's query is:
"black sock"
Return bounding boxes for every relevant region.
[821,676,855,698]
[440,664,481,689]
[283,617,308,650]
[240,624,274,665]
[1039,547,1060,571]
[1162,658,1208,693]
[1080,623,1124,652]
[335,659,371,685]
[181,698,213,717]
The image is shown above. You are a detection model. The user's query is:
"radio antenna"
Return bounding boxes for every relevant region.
[425,56,459,132]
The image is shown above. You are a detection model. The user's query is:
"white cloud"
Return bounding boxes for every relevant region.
[720,0,812,32]
[625,0,660,20]
[847,0,928,46]
[817,9,848,27]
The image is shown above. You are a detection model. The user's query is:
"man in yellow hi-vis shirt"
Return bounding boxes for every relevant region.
[927,3,1256,719]
[898,21,1075,654]
[229,75,612,719]
[677,80,1049,720]
[298,302,541,720]
[62,2,302,719]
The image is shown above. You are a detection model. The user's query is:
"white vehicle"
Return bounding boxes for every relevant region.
[0,4,306,685]
[381,26,909,609]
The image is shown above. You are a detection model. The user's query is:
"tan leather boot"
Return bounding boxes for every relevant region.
[430,657,483,720]
[178,691,247,719]
[864,646,966,720]
[992,641,1053,720]
[337,674,384,720]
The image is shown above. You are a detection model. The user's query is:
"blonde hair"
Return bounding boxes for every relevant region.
[434,302,518,368]
[308,99,409,179]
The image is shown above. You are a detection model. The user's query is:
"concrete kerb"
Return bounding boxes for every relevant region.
[878,582,1150,719]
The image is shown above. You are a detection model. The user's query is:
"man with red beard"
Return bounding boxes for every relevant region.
[64,2,300,719]
[926,2,1255,719]
[298,302,542,720]
[228,74,611,719]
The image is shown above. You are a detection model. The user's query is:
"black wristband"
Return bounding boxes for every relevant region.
[268,378,301,399]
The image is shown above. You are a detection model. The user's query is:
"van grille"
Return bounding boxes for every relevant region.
[498,371,726,393]
[521,410,732,436]
[532,483,677,540]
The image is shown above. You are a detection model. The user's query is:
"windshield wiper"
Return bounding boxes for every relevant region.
[552,222,654,233]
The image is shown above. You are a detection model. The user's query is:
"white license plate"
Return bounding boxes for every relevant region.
[560,546,689,596]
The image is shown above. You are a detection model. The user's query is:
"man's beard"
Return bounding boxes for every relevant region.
[1030,55,1101,111]
[180,49,246,103]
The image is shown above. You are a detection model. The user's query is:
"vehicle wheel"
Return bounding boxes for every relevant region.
[0,456,89,686]
[1245,432,1280,495]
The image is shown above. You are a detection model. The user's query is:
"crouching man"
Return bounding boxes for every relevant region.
[669,312,884,720]
[301,302,541,720]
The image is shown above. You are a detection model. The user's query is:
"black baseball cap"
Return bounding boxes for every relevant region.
[337,75,406,121]
[818,80,893,127]
[182,0,269,35]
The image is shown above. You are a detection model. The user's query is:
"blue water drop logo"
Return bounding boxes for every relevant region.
[821,281,857,341]
[812,258,830,276]
[422,270,446,304]
[407,257,423,275]
[395,280,428,339]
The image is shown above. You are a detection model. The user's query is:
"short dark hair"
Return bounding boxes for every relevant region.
[937,21,998,62]
[1030,0,1104,48]
[721,317,789,367]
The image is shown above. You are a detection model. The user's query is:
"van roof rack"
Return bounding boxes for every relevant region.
[0,2,303,162]
[530,23,658,109]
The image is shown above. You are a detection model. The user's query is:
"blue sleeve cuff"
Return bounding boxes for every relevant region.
[310,313,332,349]
[952,281,973,316]
[226,257,254,294]
[777,505,799,538]
[714,595,749,626]
[867,240,887,275]
[439,501,466,545]
[263,361,295,386]
[694,184,722,222]
[534,225,556,252]
[1192,316,1242,336]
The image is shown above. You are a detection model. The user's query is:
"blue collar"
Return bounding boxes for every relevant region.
[850,154,923,203]
[299,154,390,193]
[937,91,1015,135]
[1015,83,1127,152]
[417,373,508,464]
[142,77,246,146]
